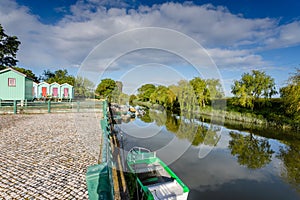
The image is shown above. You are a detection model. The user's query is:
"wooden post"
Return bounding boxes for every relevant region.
[13,100,17,114]
[48,100,51,113]
[77,101,80,112]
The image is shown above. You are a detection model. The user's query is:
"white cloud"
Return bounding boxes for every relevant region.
[0,0,300,75]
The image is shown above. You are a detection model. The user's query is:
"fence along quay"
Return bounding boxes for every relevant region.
[86,100,128,200]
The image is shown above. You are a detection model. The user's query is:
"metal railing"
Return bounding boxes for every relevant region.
[0,100,102,114]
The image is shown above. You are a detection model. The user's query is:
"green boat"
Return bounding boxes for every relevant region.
[127,147,190,200]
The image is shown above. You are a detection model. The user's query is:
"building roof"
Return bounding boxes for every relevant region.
[0,67,27,77]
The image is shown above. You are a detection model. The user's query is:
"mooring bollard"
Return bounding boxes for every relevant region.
[13,100,17,114]
[48,100,51,113]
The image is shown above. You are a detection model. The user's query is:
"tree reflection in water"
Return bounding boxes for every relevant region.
[143,110,220,147]
[228,131,274,169]
[277,143,300,192]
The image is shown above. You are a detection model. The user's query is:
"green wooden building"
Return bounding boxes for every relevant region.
[0,67,34,101]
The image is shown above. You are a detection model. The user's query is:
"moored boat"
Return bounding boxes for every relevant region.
[127,147,189,200]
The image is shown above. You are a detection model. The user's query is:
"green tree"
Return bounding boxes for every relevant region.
[231,70,277,110]
[0,24,21,70]
[190,77,209,107]
[280,69,300,119]
[228,131,274,169]
[206,79,224,99]
[150,85,176,109]
[137,84,156,102]
[74,76,95,98]
[13,66,38,82]
[95,78,116,101]
[129,94,137,105]
[45,69,75,85]
[170,80,197,112]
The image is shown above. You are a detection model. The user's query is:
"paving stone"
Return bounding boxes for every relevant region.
[0,113,100,199]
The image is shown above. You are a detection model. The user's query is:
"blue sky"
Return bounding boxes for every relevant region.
[1,0,300,96]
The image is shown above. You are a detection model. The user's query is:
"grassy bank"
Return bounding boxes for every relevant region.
[132,99,299,132]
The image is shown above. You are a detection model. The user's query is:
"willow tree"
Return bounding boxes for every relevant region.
[231,70,277,110]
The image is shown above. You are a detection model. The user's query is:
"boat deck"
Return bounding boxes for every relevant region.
[130,162,185,199]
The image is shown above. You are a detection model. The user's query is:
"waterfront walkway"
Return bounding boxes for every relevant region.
[0,113,102,199]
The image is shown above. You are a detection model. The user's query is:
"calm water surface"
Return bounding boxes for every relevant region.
[117,111,300,200]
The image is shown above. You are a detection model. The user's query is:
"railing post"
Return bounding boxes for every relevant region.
[48,100,51,113]
[13,100,17,114]
[0,99,1,108]
[77,101,80,112]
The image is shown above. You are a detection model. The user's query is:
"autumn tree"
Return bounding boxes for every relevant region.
[0,24,21,70]
[231,70,277,110]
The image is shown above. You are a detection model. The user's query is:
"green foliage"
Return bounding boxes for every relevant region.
[170,80,197,112]
[74,76,95,98]
[0,24,21,69]
[231,70,277,110]
[129,94,137,105]
[280,69,300,119]
[150,85,176,109]
[43,69,75,85]
[190,77,209,107]
[95,78,116,101]
[137,84,156,101]
[205,79,224,99]
[13,66,39,82]
[277,143,300,192]
[229,131,274,169]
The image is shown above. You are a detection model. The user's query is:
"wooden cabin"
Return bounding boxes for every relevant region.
[49,82,61,98]
[37,82,50,98]
[0,67,34,101]
[33,82,38,99]
[60,83,73,99]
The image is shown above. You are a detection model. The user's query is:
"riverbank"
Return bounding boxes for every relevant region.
[0,113,102,199]
[132,100,299,133]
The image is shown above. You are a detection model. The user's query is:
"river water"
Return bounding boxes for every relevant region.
[116,110,300,200]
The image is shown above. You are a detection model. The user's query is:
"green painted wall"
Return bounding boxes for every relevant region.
[0,70,26,100]
[25,77,34,100]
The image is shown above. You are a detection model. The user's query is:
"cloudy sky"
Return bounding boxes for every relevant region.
[1,0,300,95]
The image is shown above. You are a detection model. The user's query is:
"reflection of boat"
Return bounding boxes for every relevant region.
[127,147,189,200]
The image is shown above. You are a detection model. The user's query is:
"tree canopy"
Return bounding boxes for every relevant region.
[231,70,277,110]
[0,24,21,70]
[280,69,300,119]
[74,76,95,98]
[13,66,39,82]
[41,69,75,85]
[95,78,117,100]
[137,84,156,101]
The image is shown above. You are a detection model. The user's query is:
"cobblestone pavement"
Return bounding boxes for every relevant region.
[0,113,102,199]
